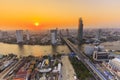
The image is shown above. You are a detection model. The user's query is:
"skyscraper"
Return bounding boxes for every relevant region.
[78,18,83,44]
[96,29,102,40]
[51,30,57,45]
[16,30,23,43]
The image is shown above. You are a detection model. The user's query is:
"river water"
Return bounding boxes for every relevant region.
[1,40,119,57]
[101,41,120,50]
[0,43,70,56]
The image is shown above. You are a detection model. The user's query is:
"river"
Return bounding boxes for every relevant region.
[0,43,70,56]
[101,41,120,50]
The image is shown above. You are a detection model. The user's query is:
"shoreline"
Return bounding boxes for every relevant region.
[0,41,65,46]
[61,56,76,80]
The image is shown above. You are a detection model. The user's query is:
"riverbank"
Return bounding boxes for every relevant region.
[61,56,76,80]
[101,40,120,50]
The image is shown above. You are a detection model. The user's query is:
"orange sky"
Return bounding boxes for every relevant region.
[0,0,120,30]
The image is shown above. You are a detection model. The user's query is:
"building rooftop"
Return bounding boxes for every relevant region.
[112,57,120,63]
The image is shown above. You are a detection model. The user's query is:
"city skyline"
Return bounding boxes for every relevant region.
[1,0,120,30]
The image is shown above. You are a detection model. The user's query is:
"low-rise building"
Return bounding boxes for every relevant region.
[93,51,109,61]
[108,58,120,72]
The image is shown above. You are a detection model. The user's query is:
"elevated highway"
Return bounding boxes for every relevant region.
[62,37,107,80]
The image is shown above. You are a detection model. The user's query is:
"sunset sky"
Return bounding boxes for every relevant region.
[0,0,120,30]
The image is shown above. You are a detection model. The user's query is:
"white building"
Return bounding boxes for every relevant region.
[16,30,24,43]
[108,58,120,72]
[94,45,105,52]
[93,51,109,61]
[51,30,57,45]
[84,45,94,56]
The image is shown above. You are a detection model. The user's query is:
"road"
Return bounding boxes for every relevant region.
[0,58,23,80]
[0,60,17,80]
[62,37,107,80]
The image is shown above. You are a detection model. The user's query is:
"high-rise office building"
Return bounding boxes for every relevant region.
[96,29,102,40]
[16,30,23,43]
[51,30,57,45]
[78,18,83,44]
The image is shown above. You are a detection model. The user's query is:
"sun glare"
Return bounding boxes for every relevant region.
[34,22,39,26]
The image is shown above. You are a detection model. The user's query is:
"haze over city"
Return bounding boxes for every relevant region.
[0,0,120,80]
[0,0,120,30]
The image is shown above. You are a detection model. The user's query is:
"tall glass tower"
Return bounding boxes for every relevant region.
[78,18,83,44]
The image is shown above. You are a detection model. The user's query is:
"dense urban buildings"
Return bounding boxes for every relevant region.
[0,21,119,80]
[0,28,119,80]
[1,0,120,80]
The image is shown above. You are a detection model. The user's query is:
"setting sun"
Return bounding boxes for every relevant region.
[34,22,39,27]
